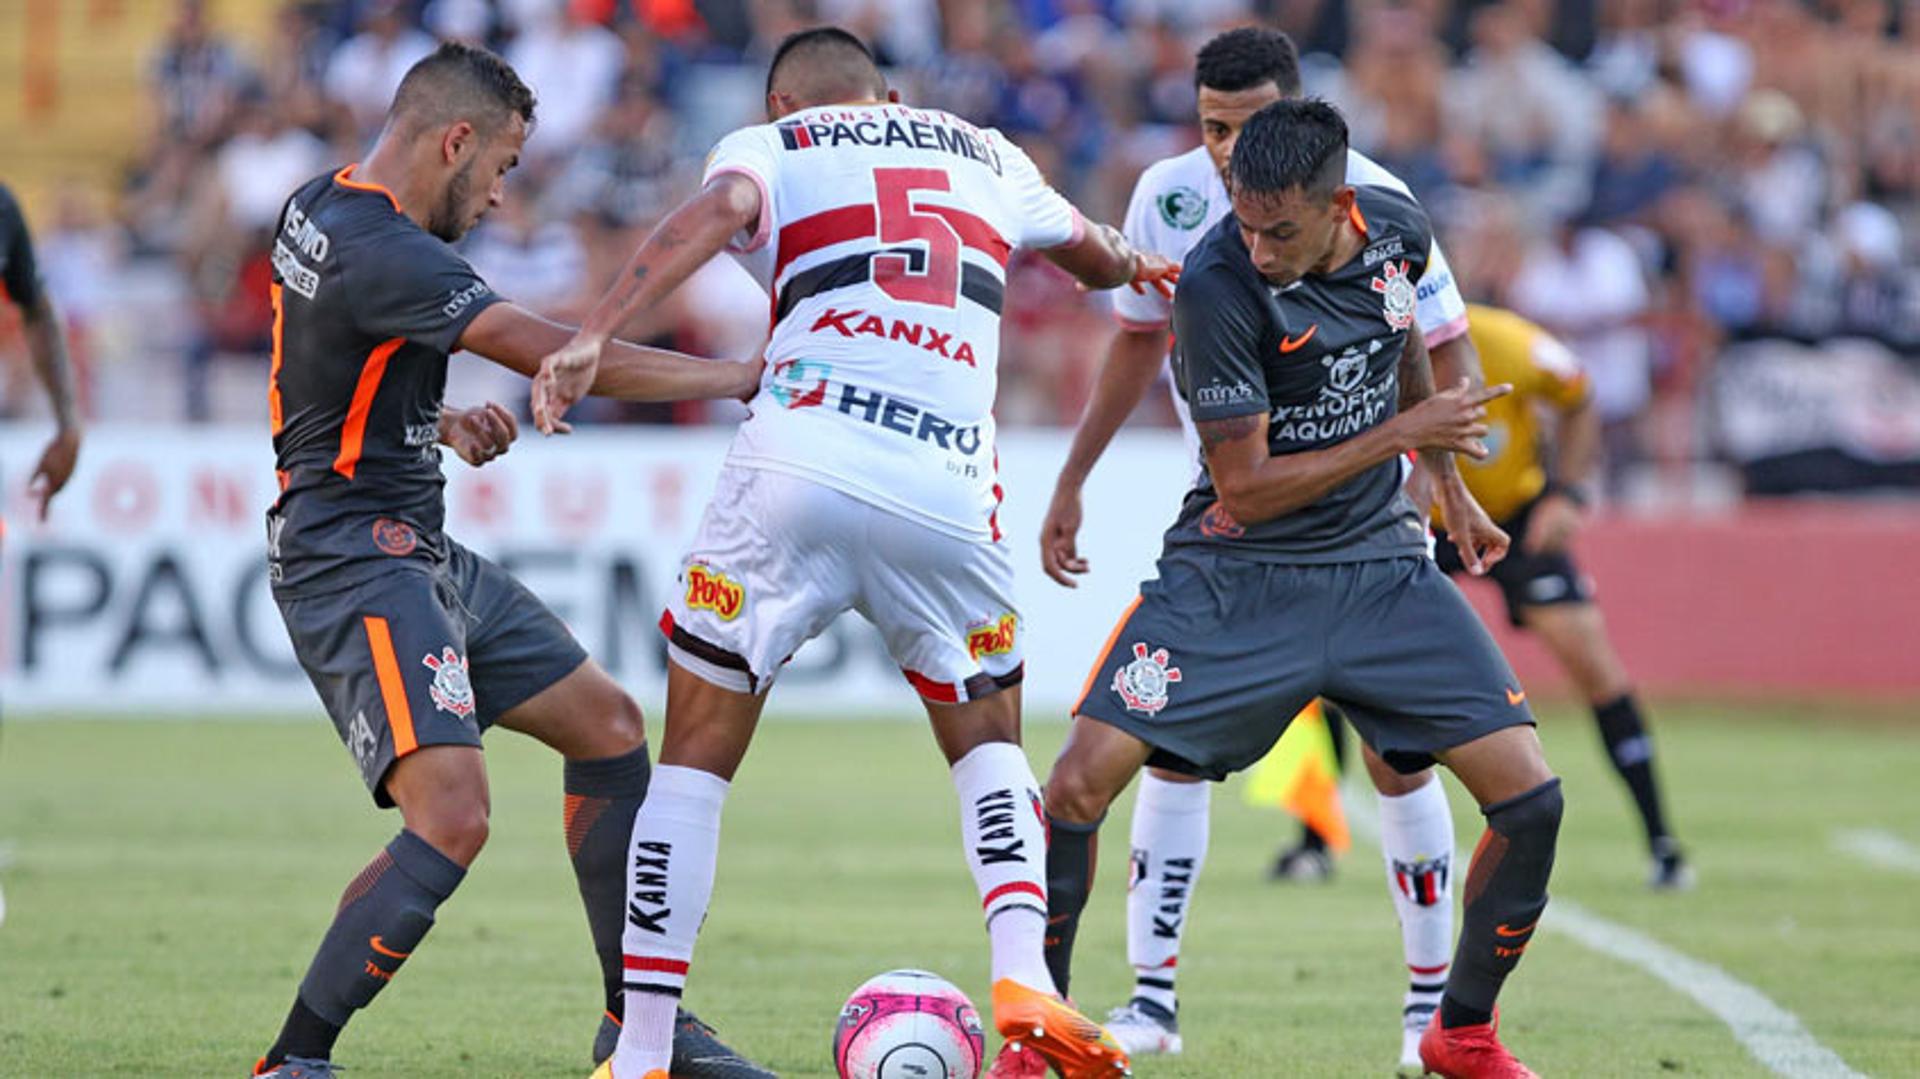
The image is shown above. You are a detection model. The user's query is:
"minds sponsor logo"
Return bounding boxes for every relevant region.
[1194,377,1258,409]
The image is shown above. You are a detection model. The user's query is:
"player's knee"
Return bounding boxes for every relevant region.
[1043,767,1112,827]
[1485,777,1562,845]
[602,691,647,752]
[409,800,491,865]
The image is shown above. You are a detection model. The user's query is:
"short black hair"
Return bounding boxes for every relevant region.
[766,26,886,102]
[389,41,536,135]
[1194,27,1301,97]
[1229,99,1348,200]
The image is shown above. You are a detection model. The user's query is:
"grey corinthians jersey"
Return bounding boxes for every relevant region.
[1166,185,1433,563]
[267,166,503,595]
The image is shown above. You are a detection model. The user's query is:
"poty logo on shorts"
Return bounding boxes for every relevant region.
[1113,642,1181,715]
[966,613,1018,659]
[685,564,746,621]
[421,647,474,718]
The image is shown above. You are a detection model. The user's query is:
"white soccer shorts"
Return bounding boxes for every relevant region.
[660,465,1024,702]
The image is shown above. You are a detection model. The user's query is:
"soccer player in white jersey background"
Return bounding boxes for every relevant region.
[532,28,1174,1079]
[1032,28,1503,1075]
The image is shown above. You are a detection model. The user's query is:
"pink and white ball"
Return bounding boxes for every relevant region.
[833,969,986,1079]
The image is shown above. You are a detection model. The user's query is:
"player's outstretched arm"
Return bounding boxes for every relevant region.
[463,303,760,433]
[1042,219,1179,295]
[1042,324,1173,586]
[528,172,762,432]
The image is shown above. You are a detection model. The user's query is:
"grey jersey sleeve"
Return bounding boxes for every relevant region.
[1173,265,1270,422]
[347,229,502,354]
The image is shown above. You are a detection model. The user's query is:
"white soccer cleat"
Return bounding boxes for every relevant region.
[1104,999,1182,1056]
[1397,1003,1436,1076]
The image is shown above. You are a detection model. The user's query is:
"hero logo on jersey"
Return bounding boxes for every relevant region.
[421,648,475,718]
[1157,186,1208,230]
[1113,642,1182,715]
[1370,260,1417,331]
[769,358,831,409]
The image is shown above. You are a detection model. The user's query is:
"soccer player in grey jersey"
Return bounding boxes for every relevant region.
[1036,101,1560,1079]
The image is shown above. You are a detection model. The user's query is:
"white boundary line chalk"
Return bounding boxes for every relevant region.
[1832,828,1920,877]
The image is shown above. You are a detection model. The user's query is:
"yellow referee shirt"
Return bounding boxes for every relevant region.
[1436,305,1592,525]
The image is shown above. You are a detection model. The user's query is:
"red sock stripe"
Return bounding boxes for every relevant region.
[982,880,1046,910]
[623,956,691,976]
[1409,962,1450,975]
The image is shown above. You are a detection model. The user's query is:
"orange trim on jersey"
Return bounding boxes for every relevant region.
[333,164,403,213]
[1348,202,1369,235]
[333,337,406,479]
[365,616,417,757]
[1073,595,1143,716]
[267,283,287,435]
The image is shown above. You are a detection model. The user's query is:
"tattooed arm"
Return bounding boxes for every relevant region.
[1399,321,1515,573]
[530,172,761,432]
[1198,408,1421,528]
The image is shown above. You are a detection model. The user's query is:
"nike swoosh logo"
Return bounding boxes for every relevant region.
[1506,687,1527,706]
[1279,324,1318,353]
[1494,920,1538,938]
[370,935,411,959]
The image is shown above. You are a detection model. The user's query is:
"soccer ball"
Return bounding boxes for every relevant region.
[833,969,986,1079]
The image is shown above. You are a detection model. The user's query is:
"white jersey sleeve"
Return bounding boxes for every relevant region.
[1345,150,1470,345]
[987,130,1082,250]
[702,126,781,257]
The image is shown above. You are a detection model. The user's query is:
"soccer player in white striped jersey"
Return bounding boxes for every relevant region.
[534,28,1175,1079]
[1032,28,1499,1076]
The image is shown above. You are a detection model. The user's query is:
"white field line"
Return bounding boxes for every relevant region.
[1832,828,1920,876]
[1341,782,1865,1078]
[0,841,11,929]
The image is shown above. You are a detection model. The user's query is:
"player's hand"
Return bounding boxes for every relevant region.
[1399,379,1511,459]
[441,402,518,467]
[735,356,767,403]
[1127,254,1181,299]
[531,332,605,435]
[1040,483,1090,587]
[1524,491,1586,554]
[28,425,80,520]
[1436,478,1509,576]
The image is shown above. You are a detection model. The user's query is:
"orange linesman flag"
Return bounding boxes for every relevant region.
[1241,699,1351,854]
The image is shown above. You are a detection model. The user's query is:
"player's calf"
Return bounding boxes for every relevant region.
[1441,778,1561,1031]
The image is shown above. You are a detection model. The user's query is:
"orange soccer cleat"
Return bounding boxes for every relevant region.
[990,979,1131,1078]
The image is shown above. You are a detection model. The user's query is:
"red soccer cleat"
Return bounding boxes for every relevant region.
[1418,1008,1538,1079]
[985,1039,1051,1079]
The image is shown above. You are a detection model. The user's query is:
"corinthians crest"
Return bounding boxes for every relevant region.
[1113,642,1182,715]
[1370,259,1417,331]
[422,647,475,718]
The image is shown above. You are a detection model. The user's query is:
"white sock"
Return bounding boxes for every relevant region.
[1377,773,1455,1012]
[951,741,1056,993]
[613,765,730,1079]
[1126,773,1210,1013]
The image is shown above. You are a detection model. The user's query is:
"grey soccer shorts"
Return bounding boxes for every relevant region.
[1075,549,1534,778]
[274,539,589,806]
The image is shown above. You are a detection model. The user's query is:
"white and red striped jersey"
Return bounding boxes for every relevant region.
[705,103,1084,541]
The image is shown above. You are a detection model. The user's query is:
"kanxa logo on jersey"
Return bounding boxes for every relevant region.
[421,647,474,718]
[810,306,979,367]
[684,564,745,621]
[1113,642,1181,715]
[966,613,1018,660]
[775,112,1003,174]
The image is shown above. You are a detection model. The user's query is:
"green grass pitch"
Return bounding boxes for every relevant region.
[1,703,1916,1076]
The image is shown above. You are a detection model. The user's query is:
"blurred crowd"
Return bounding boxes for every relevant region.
[8,0,1920,495]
